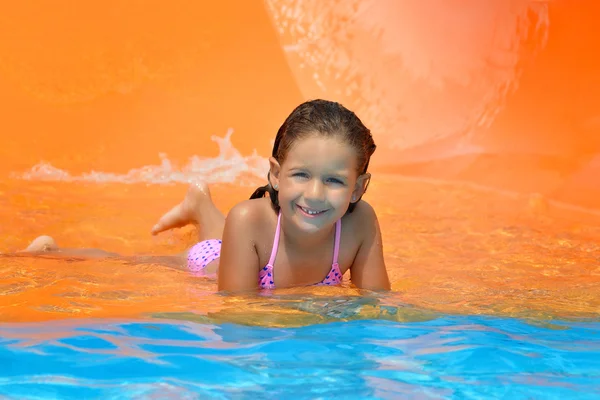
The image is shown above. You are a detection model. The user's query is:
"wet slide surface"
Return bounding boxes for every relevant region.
[0,0,599,321]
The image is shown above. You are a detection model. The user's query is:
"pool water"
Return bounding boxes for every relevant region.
[1,314,599,399]
[1,178,600,398]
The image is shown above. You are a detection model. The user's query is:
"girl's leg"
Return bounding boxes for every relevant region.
[151,181,225,242]
[151,181,225,274]
[20,182,225,272]
[17,239,183,269]
[20,235,120,258]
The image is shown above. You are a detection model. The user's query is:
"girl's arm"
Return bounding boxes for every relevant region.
[217,202,261,292]
[349,203,391,291]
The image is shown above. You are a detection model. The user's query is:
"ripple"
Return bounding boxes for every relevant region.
[0,317,598,399]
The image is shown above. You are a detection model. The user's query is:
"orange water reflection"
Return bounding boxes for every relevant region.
[1,177,598,324]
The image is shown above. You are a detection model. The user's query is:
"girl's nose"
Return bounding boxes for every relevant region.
[305,180,326,202]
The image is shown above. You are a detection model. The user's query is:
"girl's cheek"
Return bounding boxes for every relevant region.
[331,191,351,204]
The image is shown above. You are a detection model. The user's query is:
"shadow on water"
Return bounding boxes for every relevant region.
[151,293,438,328]
[149,291,600,330]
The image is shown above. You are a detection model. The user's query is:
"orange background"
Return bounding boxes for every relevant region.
[1,0,598,211]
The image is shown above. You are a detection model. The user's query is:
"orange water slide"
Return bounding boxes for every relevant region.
[386,1,600,211]
[0,1,598,210]
[0,0,303,174]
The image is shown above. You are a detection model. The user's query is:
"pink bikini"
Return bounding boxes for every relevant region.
[187,212,344,288]
[258,211,343,289]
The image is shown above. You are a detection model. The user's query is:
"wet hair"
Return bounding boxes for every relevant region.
[249,99,376,213]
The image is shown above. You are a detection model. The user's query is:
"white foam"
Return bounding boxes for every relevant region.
[12,129,270,186]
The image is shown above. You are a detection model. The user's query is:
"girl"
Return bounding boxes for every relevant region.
[23,100,391,292]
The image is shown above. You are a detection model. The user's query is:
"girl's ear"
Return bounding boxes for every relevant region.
[350,172,371,203]
[268,157,281,190]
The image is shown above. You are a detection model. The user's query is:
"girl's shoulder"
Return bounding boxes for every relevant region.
[340,200,380,244]
[225,197,275,231]
[342,200,378,246]
[341,200,379,226]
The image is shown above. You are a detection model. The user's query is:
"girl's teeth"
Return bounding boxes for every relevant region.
[302,206,321,215]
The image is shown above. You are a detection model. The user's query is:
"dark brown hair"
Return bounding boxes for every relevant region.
[250,99,376,213]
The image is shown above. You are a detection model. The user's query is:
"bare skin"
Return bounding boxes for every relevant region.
[17,178,390,291]
[18,182,225,271]
[150,181,225,239]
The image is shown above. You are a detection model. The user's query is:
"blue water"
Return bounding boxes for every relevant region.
[1,315,599,399]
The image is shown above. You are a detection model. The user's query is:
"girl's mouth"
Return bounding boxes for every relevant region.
[296,204,328,217]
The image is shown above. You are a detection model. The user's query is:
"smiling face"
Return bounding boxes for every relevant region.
[270,134,369,232]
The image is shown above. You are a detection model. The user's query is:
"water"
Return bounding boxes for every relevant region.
[11,129,269,187]
[2,172,600,399]
[2,1,599,398]
[1,312,599,399]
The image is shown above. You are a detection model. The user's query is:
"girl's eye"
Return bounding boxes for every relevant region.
[327,178,344,185]
[293,172,309,179]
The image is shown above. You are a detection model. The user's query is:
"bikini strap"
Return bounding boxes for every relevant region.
[267,211,282,266]
[332,218,341,266]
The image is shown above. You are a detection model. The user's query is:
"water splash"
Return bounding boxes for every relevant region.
[11,129,270,186]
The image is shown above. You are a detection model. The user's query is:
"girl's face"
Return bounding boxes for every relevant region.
[270,134,369,233]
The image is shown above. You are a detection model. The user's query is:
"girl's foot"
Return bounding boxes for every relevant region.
[22,235,58,252]
[151,181,225,240]
[20,235,119,259]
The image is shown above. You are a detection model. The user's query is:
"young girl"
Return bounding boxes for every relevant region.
[23,99,391,292]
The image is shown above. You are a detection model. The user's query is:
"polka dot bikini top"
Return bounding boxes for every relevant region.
[258,212,343,289]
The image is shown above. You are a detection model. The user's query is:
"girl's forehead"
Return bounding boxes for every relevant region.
[284,135,358,171]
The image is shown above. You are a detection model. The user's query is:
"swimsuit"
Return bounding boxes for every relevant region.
[186,239,222,276]
[186,212,344,289]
